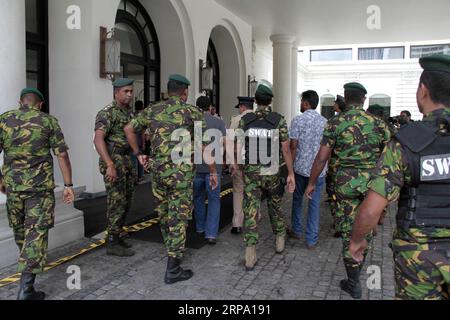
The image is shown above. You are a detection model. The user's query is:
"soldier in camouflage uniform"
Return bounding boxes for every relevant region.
[351,54,450,300]
[125,74,218,285]
[306,82,391,299]
[0,88,74,300]
[326,95,345,237]
[233,82,296,271]
[94,78,137,258]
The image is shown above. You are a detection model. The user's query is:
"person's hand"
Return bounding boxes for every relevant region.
[287,174,296,194]
[210,174,219,191]
[349,238,368,264]
[305,183,315,200]
[0,181,6,195]
[106,163,118,183]
[63,187,75,204]
[138,155,149,168]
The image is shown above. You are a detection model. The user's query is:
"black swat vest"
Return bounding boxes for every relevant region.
[242,111,282,166]
[395,117,450,230]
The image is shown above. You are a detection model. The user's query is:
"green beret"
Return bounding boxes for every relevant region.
[256,84,274,97]
[113,78,134,88]
[420,54,450,73]
[235,96,255,109]
[20,88,45,102]
[344,82,367,95]
[169,74,191,86]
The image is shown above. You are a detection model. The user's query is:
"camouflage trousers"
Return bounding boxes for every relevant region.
[101,154,137,236]
[393,242,450,300]
[243,172,286,247]
[152,167,195,259]
[335,169,374,265]
[6,191,55,274]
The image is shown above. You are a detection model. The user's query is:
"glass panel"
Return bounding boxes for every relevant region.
[26,49,39,72]
[25,0,39,34]
[144,26,153,46]
[311,49,352,62]
[126,63,145,104]
[136,12,146,29]
[118,0,125,10]
[411,44,450,58]
[115,22,144,57]
[150,87,156,103]
[125,1,137,16]
[359,47,404,60]
[26,72,38,88]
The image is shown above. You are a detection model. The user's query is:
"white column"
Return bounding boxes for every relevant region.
[270,34,296,125]
[291,44,299,121]
[0,0,26,112]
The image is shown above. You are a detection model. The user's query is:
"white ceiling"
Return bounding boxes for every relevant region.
[215,0,450,51]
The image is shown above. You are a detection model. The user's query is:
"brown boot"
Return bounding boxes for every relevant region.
[245,246,257,271]
[276,235,286,254]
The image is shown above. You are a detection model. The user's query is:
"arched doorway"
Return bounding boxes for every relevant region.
[206,39,220,113]
[115,0,161,107]
[320,94,336,120]
[369,94,392,119]
[209,24,244,125]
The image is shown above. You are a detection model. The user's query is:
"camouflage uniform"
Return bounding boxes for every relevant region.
[0,105,68,274]
[95,101,137,237]
[369,108,450,300]
[238,106,289,247]
[321,105,391,265]
[129,96,206,259]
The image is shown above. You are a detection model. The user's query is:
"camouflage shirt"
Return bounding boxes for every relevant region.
[321,105,391,170]
[128,96,206,174]
[95,101,134,153]
[0,105,69,193]
[238,106,289,175]
[369,108,450,248]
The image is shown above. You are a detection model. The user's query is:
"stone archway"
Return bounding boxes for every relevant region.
[208,22,246,125]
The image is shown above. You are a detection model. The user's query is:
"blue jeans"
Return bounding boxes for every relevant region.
[193,173,222,240]
[291,174,325,246]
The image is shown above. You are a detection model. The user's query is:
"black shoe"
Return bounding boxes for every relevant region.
[118,237,133,249]
[107,234,135,257]
[340,262,362,299]
[164,257,194,285]
[206,238,217,245]
[231,227,242,235]
[17,273,46,301]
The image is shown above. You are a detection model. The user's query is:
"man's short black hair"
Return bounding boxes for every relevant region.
[168,80,188,96]
[420,71,450,106]
[255,92,273,106]
[335,96,346,111]
[401,110,412,117]
[301,90,319,109]
[345,89,366,106]
[196,96,211,112]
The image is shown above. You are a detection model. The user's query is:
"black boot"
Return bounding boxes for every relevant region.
[340,262,362,299]
[164,257,194,285]
[118,237,133,249]
[17,273,46,301]
[106,234,135,257]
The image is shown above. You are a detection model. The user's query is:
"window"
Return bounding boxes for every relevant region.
[116,0,161,107]
[310,49,352,62]
[26,0,48,112]
[359,47,404,60]
[411,44,450,59]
